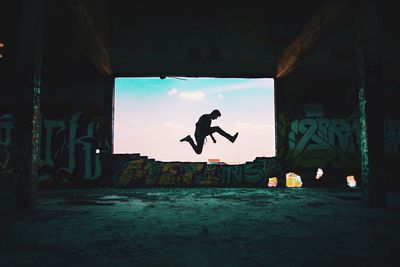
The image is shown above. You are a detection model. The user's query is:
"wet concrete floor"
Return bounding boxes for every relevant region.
[1,188,400,267]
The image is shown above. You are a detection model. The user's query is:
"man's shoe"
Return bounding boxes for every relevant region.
[180,135,191,142]
[230,132,239,143]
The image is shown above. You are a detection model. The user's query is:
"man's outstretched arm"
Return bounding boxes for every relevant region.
[210,134,216,143]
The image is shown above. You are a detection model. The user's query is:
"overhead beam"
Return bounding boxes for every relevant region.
[48,0,112,76]
[276,2,350,78]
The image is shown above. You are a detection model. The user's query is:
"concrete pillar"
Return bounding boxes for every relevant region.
[357,0,386,207]
[14,0,44,211]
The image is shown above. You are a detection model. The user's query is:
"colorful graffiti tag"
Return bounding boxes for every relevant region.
[2,106,399,188]
[281,103,400,170]
[287,118,360,169]
[113,155,282,187]
[0,112,110,187]
[38,112,110,184]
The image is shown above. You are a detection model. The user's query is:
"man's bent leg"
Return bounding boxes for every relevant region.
[210,126,238,143]
[194,133,205,154]
[180,135,192,142]
[181,135,204,154]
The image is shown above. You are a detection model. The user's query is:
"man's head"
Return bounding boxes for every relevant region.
[210,109,221,120]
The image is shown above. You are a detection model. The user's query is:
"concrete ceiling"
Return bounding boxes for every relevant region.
[2,0,364,80]
[110,1,323,78]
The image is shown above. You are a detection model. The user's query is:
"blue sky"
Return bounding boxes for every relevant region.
[114,77,275,164]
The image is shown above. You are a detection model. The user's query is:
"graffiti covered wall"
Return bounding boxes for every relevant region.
[38,112,111,187]
[113,155,283,187]
[277,100,360,173]
[0,12,116,191]
[286,116,360,169]
[275,76,400,186]
[277,103,400,184]
[0,112,111,189]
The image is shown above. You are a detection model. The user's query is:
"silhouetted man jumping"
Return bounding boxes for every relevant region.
[180,109,239,154]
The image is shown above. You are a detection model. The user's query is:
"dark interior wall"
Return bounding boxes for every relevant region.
[381,80,400,188]
[275,75,400,188]
[274,3,400,188]
[380,2,400,189]
[37,74,113,188]
[0,1,20,112]
[0,10,114,190]
[37,13,114,188]
[0,1,21,190]
[273,12,361,187]
[0,109,14,190]
[275,74,360,187]
[84,0,111,39]
[276,40,400,190]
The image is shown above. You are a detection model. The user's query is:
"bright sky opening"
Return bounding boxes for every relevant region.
[114,77,275,164]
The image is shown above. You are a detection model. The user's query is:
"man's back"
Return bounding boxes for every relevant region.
[195,114,211,131]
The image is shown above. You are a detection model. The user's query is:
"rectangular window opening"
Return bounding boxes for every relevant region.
[114,77,275,164]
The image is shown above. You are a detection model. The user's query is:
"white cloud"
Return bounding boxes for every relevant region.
[167,88,179,95]
[206,79,274,94]
[178,90,205,101]
[166,79,272,101]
